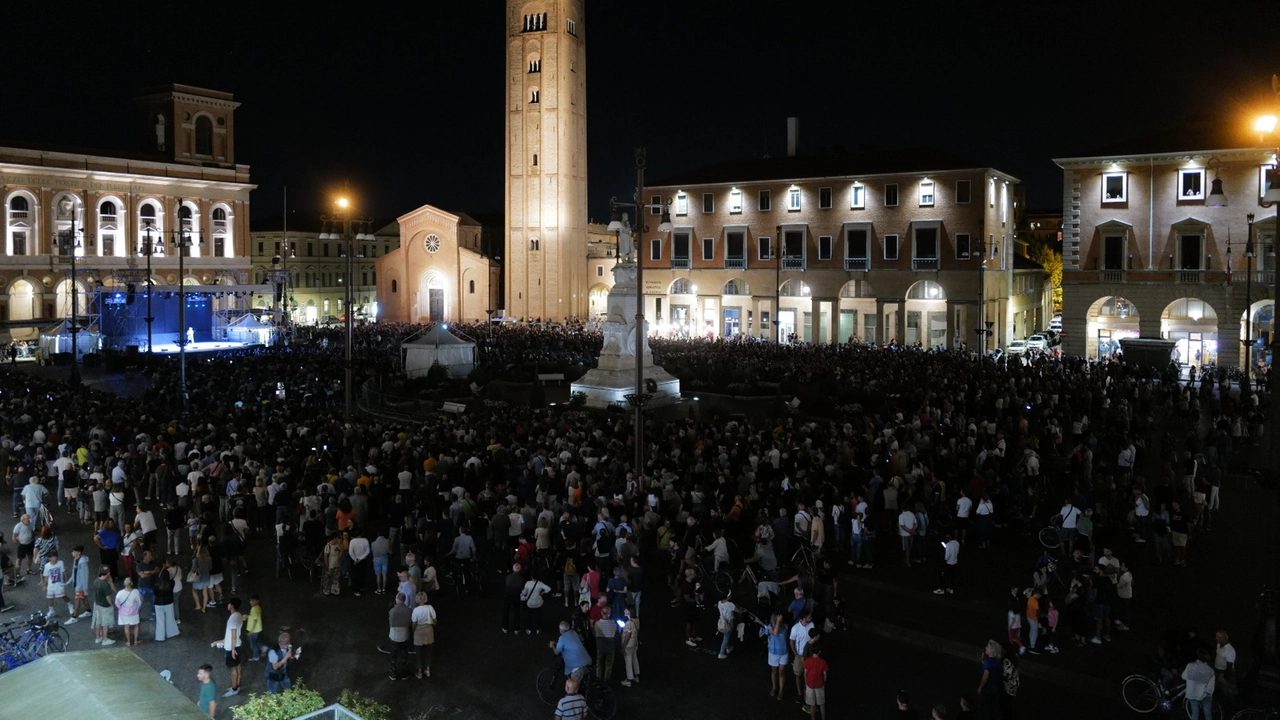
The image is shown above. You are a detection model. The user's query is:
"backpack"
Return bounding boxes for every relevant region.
[563,556,577,576]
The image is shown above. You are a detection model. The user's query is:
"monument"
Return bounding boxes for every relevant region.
[572,261,680,409]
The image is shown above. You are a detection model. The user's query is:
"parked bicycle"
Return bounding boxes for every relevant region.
[1233,708,1280,720]
[535,659,617,720]
[1121,670,1222,718]
[439,559,484,596]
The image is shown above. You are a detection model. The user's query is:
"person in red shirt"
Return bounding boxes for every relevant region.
[515,536,534,573]
[803,646,828,720]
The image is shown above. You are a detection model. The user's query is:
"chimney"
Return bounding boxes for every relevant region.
[787,117,799,157]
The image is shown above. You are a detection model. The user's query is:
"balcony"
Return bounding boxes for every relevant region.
[844,258,869,271]
[1101,270,1125,282]
[912,258,938,271]
[1177,270,1204,284]
[9,210,28,220]
[725,257,746,270]
[672,257,692,270]
[782,256,805,270]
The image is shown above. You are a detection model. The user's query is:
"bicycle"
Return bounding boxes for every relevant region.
[1234,708,1280,720]
[790,542,816,575]
[12,614,68,658]
[535,661,617,720]
[1121,671,1222,718]
[1037,519,1063,551]
[439,559,484,596]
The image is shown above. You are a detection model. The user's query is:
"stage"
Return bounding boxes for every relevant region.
[131,340,261,355]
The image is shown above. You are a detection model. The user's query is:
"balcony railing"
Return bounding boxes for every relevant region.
[9,210,28,219]
[1177,270,1204,284]
[912,258,938,271]
[844,258,869,271]
[1101,270,1124,282]
[725,257,746,269]
[782,256,805,270]
[672,257,691,270]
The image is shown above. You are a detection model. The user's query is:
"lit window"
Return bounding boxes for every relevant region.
[675,193,688,216]
[956,180,971,204]
[884,184,899,207]
[788,187,801,211]
[989,178,995,207]
[819,187,832,209]
[758,190,771,211]
[1179,168,1205,200]
[850,185,865,209]
[1102,171,1127,203]
[567,18,577,36]
[919,181,935,207]
[884,234,899,260]
[729,189,742,213]
[530,88,540,103]
[1001,184,1009,223]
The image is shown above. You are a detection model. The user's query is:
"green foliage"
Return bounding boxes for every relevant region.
[230,680,325,720]
[1029,241,1064,312]
[568,391,587,409]
[338,690,392,720]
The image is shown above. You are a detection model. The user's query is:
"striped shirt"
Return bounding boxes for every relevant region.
[555,693,589,720]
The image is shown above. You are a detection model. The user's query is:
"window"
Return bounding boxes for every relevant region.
[914,227,938,259]
[99,201,116,219]
[257,242,264,255]
[729,189,742,213]
[195,116,213,156]
[673,233,691,262]
[12,231,26,256]
[139,203,157,228]
[277,242,283,256]
[989,178,996,207]
[675,193,688,215]
[307,243,314,257]
[850,185,865,209]
[845,228,869,259]
[650,195,661,215]
[884,234,899,260]
[956,180,971,204]
[726,231,746,267]
[567,18,577,36]
[783,230,804,259]
[392,279,398,293]
[955,233,971,259]
[919,181,935,206]
[596,265,604,277]
[758,236,772,260]
[1102,236,1125,270]
[1000,184,1008,223]
[1179,233,1203,270]
[788,187,801,210]
[702,193,714,213]
[884,184,899,207]
[1179,168,1206,200]
[9,196,29,217]
[530,88,540,103]
[469,280,476,294]
[523,12,547,31]
[323,244,329,257]
[818,235,833,260]
[758,190,771,211]
[532,154,538,166]
[102,233,114,256]
[650,238,662,261]
[819,187,832,209]
[362,272,369,286]
[1102,171,1127,202]
[529,58,541,73]
[530,237,540,251]
[702,237,714,261]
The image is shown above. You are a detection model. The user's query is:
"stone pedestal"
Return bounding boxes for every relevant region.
[572,262,681,408]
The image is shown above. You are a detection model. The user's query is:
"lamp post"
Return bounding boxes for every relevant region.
[56,219,86,384]
[974,234,989,354]
[321,194,374,420]
[1256,110,1280,474]
[171,207,202,415]
[774,225,783,343]
[140,226,162,367]
[607,146,673,482]
[486,308,494,341]
[1244,214,1257,396]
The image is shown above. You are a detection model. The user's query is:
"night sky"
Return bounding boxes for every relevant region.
[2,1,1277,226]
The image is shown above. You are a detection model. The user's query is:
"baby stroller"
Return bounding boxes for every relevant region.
[738,609,772,653]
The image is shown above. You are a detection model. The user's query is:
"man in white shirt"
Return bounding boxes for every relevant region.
[1132,488,1150,543]
[347,532,372,596]
[954,492,973,545]
[935,533,960,594]
[792,504,812,542]
[898,509,918,566]
[788,612,814,700]
[1182,650,1216,720]
[1215,630,1237,701]
[1058,499,1082,555]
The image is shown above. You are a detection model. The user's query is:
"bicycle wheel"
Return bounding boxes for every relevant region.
[1121,674,1161,713]
[535,668,562,706]
[38,632,66,655]
[586,679,617,720]
[1230,709,1270,720]
[1038,526,1061,550]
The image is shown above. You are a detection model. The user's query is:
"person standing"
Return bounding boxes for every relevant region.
[196,664,218,718]
[387,591,413,681]
[265,632,298,694]
[955,491,973,545]
[936,533,959,595]
[11,513,35,576]
[767,612,790,699]
[521,573,552,634]
[246,595,264,660]
[803,646,829,720]
[1001,643,1021,719]
[1215,630,1237,708]
[348,530,371,596]
[94,519,121,579]
[789,611,815,701]
[716,593,742,659]
[1182,649,1216,720]
[114,577,142,647]
[153,568,179,642]
[41,549,67,621]
[593,605,618,682]
[210,597,244,697]
[67,545,91,621]
[91,566,116,645]
[411,591,437,679]
[1025,588,1043,654]
[976,640,1003,718]
[371,530,391,595]
[502,562,525,634]
[680,566,701,647]
[619,604,640,687]
[555,678,589,720]
[898,507,918,567]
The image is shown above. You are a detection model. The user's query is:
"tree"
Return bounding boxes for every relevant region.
[1029,241,1063,312]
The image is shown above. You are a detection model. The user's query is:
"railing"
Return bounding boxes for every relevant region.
[1178,270,1204,284]
[9,210,27,219]
[912,258,938,271]
[783,256,805,270]
[845,258,869,271]
[1101,270,1124,282]
[672,257,691,270]
[725,257,746,269]
[99,214,117,224]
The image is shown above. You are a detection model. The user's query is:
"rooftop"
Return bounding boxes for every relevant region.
[650,148,1009,187]
[1060,118,1273,161]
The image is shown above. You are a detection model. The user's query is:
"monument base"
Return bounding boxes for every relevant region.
[572,365,681,409]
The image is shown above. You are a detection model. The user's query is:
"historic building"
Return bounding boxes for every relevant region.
[504,0,589,321]
[250,220,398,324]
[0,84,253,334]
[375,204,500,324]
[628,149,1048,348]
[1055,123,1276,366]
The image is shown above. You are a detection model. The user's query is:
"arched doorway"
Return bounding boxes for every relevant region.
[588,283,610,320]
[906,280,947,348]
[778,279,811,342]
[666,277,695,336]
[8,279,36,321]
[418,272,446,322]
[1086,296,1139,359]
[1161,298,1217,366]
[720,278,750,336]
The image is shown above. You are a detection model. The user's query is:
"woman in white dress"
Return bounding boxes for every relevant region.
[115,577,143,646]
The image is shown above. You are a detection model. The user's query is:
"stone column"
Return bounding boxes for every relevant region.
[875,298,886,344]
[829,300,841,344]
[897,300,908,344]
[810,300,821,343]
[1217,315,1241,369]
[946,300,959,349]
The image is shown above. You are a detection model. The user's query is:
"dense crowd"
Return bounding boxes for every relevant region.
[0,328,1265,719]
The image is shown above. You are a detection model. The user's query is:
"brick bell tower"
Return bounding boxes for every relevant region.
[504,0,588,321]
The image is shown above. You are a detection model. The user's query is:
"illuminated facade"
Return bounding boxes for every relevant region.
[626,151,1047,348]
[0,85,252,330]
[375,204,500,324]
[250,222,398,324]
[1055,132,1276,366]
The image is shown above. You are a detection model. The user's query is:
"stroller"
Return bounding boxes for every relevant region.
[737,609,772,653]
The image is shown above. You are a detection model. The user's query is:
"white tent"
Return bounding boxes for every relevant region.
[225,313,274,345]
[38,319,100,358]
[403,324,476,379]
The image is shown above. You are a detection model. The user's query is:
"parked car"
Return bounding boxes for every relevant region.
[1027,334,1048,351]
[1006,340,1029,355]
[1049,315,1063,332]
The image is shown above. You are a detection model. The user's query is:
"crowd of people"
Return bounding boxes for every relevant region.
[0,323,1266,718]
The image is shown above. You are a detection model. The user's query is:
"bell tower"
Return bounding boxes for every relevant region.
[504,0,588,321]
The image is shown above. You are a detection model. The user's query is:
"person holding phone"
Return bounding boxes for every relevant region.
[265,632,298,694]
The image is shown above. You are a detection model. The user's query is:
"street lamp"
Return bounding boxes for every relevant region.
[607,146,672,481]
[973,234,989,353]
[1256,107,1280,474]
[320,192,374,420]
[170,207,202,415]
[54,219,87,384]
[1243,214,1257,396]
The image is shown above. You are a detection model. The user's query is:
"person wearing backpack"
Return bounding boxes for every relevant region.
[522,574,552,634]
